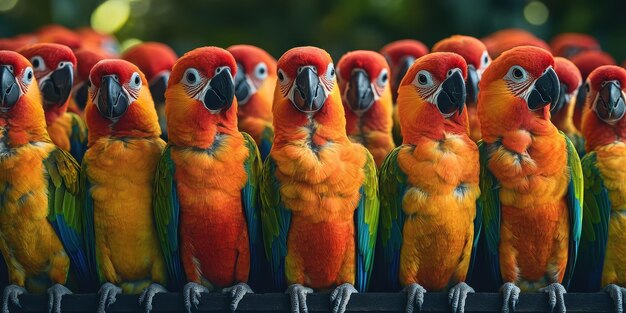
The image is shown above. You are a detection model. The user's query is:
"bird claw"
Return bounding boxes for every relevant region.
[139,283,167,313]
[47,284,72,313]
[330,283,357,313]
[403,283,426,313]
[286,284,313,313]
[539,283,566,313]
[222,283,253,312]
[97,283,122,313]
[605,284,626,313]
[183,282,209,313]
[448,282,474,313]
[500,282,520,313]
[2,284,26,313]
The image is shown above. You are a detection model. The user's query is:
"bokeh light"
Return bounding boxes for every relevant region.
[91,0,131,34]
[524,1,549,26]
[0,0,18,12]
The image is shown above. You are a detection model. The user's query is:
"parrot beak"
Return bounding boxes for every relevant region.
[551,82,570,113]
[528,67,559,111]
[41,63,73,108]
[346,70,375,113]
[292,67,326,113]
[436,70,466,117]
[97,75,129,122]
[73,82,88,110]
[234,63,253,105]
[0,66,20,112]
[575,83,587,110]
[466,65,479,105]
[595,80,626,123]
[393,56,415,97]
[149,71,169,105]
[202,67,235,112]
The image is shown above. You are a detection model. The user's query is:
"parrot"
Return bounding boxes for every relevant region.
[432,35,492,142]
[550,33,600,59]
[571,50,617,132]
[18,43,88,163]
[374,52,481,313]
[551,57,584,156]
[227,44,277,161]
[260,46,380,313]
[82,59,167,313]
[570,65,626,313]
[154,46,267,313]
[0,50,95,313]
[122,42,178,141]
[35,25,81,50]
[473,46,582,313]
[336,50,394,167]
[0,34,36,51]
[481,28,550,59]
[75,27,120,58]
[68,48,107,120]
[379,39,428,146]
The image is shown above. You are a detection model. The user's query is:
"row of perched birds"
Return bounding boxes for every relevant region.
[0,24,625,313]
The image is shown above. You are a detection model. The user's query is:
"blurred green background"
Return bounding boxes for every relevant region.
[0,0,624,62]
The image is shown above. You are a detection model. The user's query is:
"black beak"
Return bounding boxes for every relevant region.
[575,84,587,110]
[73,82,88,110]
[0,66,19,111]
[292,67,326,113]
[203,68,235,112]
[436,70,466,117]
[234,63,252,105]
[595,80,625,123]
[392,56,415,102]
[528,67,560,111]
[149,72,169,105]
[97,75,129,121]
[466,65,479,105]
[346,70,375,113]
[41,64,73,108]
[551,82,570,113]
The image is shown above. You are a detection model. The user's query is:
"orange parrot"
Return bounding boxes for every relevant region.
[227,44,277,161]
[379,39,428,146]
[18,43,87,163]
[0,34,36,51]
[481,28,550,59]
[35,25,81,50]
[75,27,120,57]
[432,35,492,141]
[261,46,379,313]
[122,42,178,141]
[550,33,600,59]
[551,57,584,155]
[68,48,107,119]
[337,50,394,166]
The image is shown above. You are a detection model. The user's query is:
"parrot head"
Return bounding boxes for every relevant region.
[380,39,429,102]
[0,51,49,144]
[0,34,36,51]
[432,35,491,105]
[36,24,81,50]
[73,49,107,113]
[552,57,582,114]
[478,46,560,139]
[581,65,626,150]
[86,59,160,144]
[550,33,600,59]
[396,52,467,142]
[122,42,178,105]
[75,27,120,57]
[165,46,238,148]
[228,45,277,108]
[481,28,550,59]
[18,43,76,125]
[337,50,390,114]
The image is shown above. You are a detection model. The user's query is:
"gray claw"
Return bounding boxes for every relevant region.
[500,282,520,313]
[605,284,626,313]
[47,284,72,313]
[403,283,426,313]
[2,285,26,313]
[183,282,209,313]
[138,283,167,313]
[448,282,474,313]
[222,282,253,312]
[539,283,566,313]
[286,284,313,313]
[330,283,357,313]
[97,283,122,313]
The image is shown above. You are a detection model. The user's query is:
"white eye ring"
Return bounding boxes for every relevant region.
[22,67,34,85]
[415,70,434,87]
[507,65,528,83]
[57,61,72,69]
[30,56,45,71]
[129,72,141,89]
[254,62,268,80]
[377,69,389,87]
[277,69,289,85]
[183,68,201,86]
[326,63,336,81]
[480,51,490,68]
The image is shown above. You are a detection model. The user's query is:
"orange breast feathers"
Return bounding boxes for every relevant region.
[46,112,73,151]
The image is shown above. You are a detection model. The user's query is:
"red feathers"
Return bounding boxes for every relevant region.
[401,52,467,88]
[481,46,554,85]
[170,47,236,85]
[379,39,428,65]
[571,50,617,81]
[554,57,582,94]
[74,48,107,84]
[228,45,277,76]
[18,43,77,76]
[89,59,145,88]
[432,35,488,68]
[550,33,600,58]
[122,42,178,81]
[337,50,388,83]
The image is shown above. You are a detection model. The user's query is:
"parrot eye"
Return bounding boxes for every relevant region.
[22,67,33,85]
[507,65,528,83]
[183,68,202,86]
[415,70,434,87]
[480,51,490,68]
[376,69,389,87]
[129,72,141,89]
[57,61,71,69]
[254,62,268,81]
[30,56,45,71]
[277,69,289,86]
[326,63,336,81]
